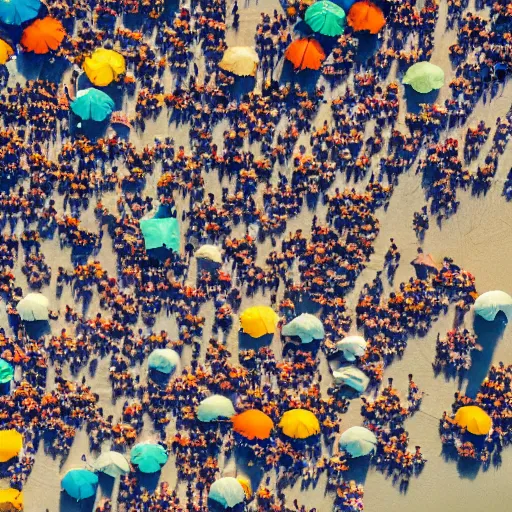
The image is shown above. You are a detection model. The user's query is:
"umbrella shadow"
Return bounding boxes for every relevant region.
[111,122,131,140]
[238,331,274,351]
[234,444,265,494]
[344,455,371,484]
[98,473,115,498]
[148,368,171,387]
[59,493,96,512]
[353,33,380,64]
[282,338,321,357]
[208,498,245,512]
[197,258,221,276]
[15,52,43,80]
[278,60,321,93]
[23,320,51,340]
[136,470,161,493]
[39,55,71,83]
[71,245,96,267]
[225,75,257,100]
[403,85,440,114]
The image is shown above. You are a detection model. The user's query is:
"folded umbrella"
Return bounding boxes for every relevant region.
[83,48,126,87]
[347,1,386,34]
[17,293,49,321]
[147,348,180,375]
[454,406,492,435]
[336,335,367,361]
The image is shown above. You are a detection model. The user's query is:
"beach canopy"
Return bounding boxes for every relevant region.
[347,1,386,34]
[0,430,22,462]
[0,38,14,65]
[0,359,14,385]
[305,1,346,37]
[402,61,445,93]
[197,395,235,422]
[148,348,180,375]
[240,306,278,338]
[61,469,98,501]
[454,406,492,436]
[83,48,126,87]
[219,47,259,77]
[279,409,320,439]
[208,477,246,508]
[130,443,168,473]
[17,293,49,321]
[21,17,66,54]
[195,244,222,264]
[0,0,40,25]
[332,366,369,393]
[92,451,130,478]
[339,426,377,457]
[281,313,325,343]
[285,38,326,71]
[232,409,274,440]
[336,336,367,361]
[0,489,23,511]
[71,88,115,122]
[140,217,180,252]
[474,290,512,322]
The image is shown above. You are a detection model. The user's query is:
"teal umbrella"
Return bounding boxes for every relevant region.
[61,469,98,501]
[339,426,377,457]
[130,443,168,473]
[209,477,246,508]
[0,359,14,385]
[305,1,346,37]
[197,395,235,422]
[140,217,180,252]
[0,0,40,25]
[402,61,445,93]
[71,88,115,122]
[148,348,180,375]
[281,313,325,343]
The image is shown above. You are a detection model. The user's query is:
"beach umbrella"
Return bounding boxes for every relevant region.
[61,469,98,501]
[219,46,259,77]
[237,477,252,498]
[208,477,246,508]
[232,410,274,440]
[305,1,346,37]
[197,395,235,422]
[279,409,320,439]
[454,406,492,436]
[402,61,445,93]
[474,290,512,322]
[0,430,22,462]
[71,88,115,122]
[347,1,386,34]
[0,38,14,65]
[281,313,325,343]
[195,244,223,264]
[147,348,180,375]
[0,489,23,511]
[332,0,356,11]
[130,443,168,473]
[17,293,49,321]
[336,336,367,361]
[240,306,278,338]
[0,359,14,385]
[21,17,66,54]
[83,48,126,87]
[0,0,40,25]
[140,217,180,252]
[285,38,326,71]
[92,451,130,478]
[339,426,377,457]
[332,366,369,393]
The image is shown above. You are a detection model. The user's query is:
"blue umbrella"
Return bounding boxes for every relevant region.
[148,349,180,375]
[0,0,40,25]
[71,88,115,122]
[61,469,98,501]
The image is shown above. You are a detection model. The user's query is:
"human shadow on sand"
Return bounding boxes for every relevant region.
[345,455,371,484]
[353,33,380,65]
[60,493,96,512]
[278,60,321,94]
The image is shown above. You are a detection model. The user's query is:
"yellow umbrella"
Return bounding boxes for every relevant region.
[0,430,22,462]
[0,39,14,65]
[240,306,278,338]
[83,48,126,86]
[454,406,492,435]
[0,489,23,511]
[237,477,252,498]
[219,47,259,77]
[278,409,320,439]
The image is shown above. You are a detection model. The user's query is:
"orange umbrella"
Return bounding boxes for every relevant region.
[285,38,326,71]
[347,1,386,34]
[21,16,66,54]
[232,410,274,440]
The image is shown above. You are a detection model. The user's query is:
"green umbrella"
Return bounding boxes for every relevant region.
[197,395,235,422]
[71,88,115,122]
[305,1,346,37]
[148,349,180,375]
[281,313,324,343]
[130,443,168,473]
[402,61,445,93]
[339,426,377,457]
[61,469,98,501]
[140,218,180,252]
[209,477,246,508]
[0,359,14,385]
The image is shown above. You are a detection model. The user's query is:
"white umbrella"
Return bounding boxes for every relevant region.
[332,367,369,393]
[474,290,512,322]
[336,336,367,361]
[195,245,223,264]
[281,313,325,343]
[92,451,130,478]
[17,293,49,321]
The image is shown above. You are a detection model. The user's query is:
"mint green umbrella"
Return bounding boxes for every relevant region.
[281,313,324,343]
[140,218,180,252]
[339,426,377,457]
[148,349,180,375]
[0,359,14,385]
[130,443,168,473]
[61,469,98,501]
[305,1,346,37]
[71,88,115,122]
[402,61,445,93]
[209,477,246,508]
[197,395,235,422]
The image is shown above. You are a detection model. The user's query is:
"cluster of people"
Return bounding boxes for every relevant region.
[433,328,481,376]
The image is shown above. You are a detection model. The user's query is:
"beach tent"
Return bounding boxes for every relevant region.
[305,1,346,37]
[474,290,512,322]
[197,395,235,422]
[17,293,49,321]
[279,409,320,439]
[83,48,126,87]
[219,47,259,77]
[147,348,180,375]
[61,469,98,501]
[339,426,377,457]
[208,477,246,508]
[240,306,278,338]
[71,88,115,122]
[130,443,168,473]
[140,217,180,252]
[281,313,325,343]
[0,489,23,511]
[0,0,40,25]
[454,406,492,435]
[402,61,445,93]
[0,38,14,65]
[0,359,14,386]
[332,366,369,393]
[92,451,130,478]
[195,244,223,264]
[237,477,252,498]
[21,17,66,54]
[336,336,367,361]
[347,1,386,34]
[0,430,22,462]
[285,38,326,71]
[232,410,274,440]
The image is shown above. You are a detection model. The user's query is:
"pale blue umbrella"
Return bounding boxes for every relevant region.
[209,477,246,508]
[281,313,325,343]
[332,367,369,393]
[92,451,130,478]
[148,349,180,375]
[130,443,168,473]
[336,335,367,361]
[339,426,377,457]
[197,395,235,422]
[61,469,98,501]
